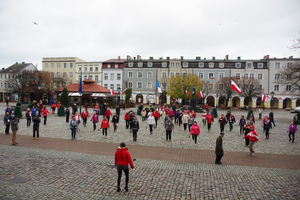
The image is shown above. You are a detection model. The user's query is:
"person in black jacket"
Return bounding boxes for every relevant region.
[32,115,41,139]
[228,113,236,131]
[215,132,224,164]
[111,113,119,132]
[132,117,139,142]
[65,107,70,123]
[129,113,135,133]
[269,110,276,127]
[243,121,251,146]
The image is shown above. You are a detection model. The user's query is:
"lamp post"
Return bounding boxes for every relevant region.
[117,87,121,104]
[38,84,41,102]
[270,91,275,110]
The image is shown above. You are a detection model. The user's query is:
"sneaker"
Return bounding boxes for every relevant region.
[36,138,39,140]
[117,188,121,192]
[124,187,128,192]
[32,137,35,140]
[251,153,255,156]
[247,153,252,156]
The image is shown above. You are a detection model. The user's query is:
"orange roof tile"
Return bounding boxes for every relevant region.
[55,83,110,93]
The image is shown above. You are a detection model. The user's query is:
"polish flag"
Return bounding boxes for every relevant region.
[110,90,114,96]
[198,91,203,98]
[186,90,189,98]
[262,94,267,102]
[231,80,241,94]
[210,77,215,79]
[175,99,178,103]
[122,88,127,94]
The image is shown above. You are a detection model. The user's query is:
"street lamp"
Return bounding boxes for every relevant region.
[38,84,41,102]
[117,87,121,104]
[270,91,275,110]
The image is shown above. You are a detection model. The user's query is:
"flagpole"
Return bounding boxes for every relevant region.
[156,76,158,105]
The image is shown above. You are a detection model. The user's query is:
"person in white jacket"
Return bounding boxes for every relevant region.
[147,113,155,135]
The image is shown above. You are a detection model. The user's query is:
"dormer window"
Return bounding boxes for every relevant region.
[162,62,167,67]
[209,62,214,68]
[219,63,224,68]
[258,63,263,68]
[147,62,153,67]
[138,62,143,67]
[183,62,188,68]
[235,63,241,68]
[128,62,133,67]
[198,62,204,68]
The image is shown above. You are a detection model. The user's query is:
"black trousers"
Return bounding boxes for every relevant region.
[207,123,211,130]
[27,118,31,126]
[126,120,129,128]
[43,116,47,125]
[102,128,107,136]
[83,118,87,127]
[220,124,224,133]
[117,168,129,189]
[188,124,192,132]
[215,155,223,163]
[192,134,198,144]
[33,126,39,138]
[289,132,295,142]
[183,123,187,130]
[66,115,69,123]
[178,119,182,126]
[93,122,97,131]
[5,123,10,134]
[155,118,158,126]
[202,119,206,126]
[166,130,172,141]
[132,129,138,141]
[149,125,153,134]
[265,128,270,138]
[240,126,244,134]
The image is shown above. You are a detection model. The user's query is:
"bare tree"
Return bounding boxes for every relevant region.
[289,31,300,50]
[239,77,264,105]
[215,77,239,107]
[201,80,212,105]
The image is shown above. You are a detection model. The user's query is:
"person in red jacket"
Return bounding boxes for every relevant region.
[39,100,43,116]
[191,110,196,119]
[153,109,159,127]
[56,101,61,112]
[190,121,200,145]
[51,102,56,114]
[114,142,134,192]
[205,113,214,131]
[101,116,110,138]
[104,108,112,122]
[41,106,50,125]
[243,125,259,156]
[81,109,89,127]
[124,111,130,129]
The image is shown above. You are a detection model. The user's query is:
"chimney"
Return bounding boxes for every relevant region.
[237,56,241,60]
[225,55,229,60]
[2,68,5,70]
[289,56,293,59]
[180,56,184,60]
[118,56,120,60]
[137,55,141,60]
[16,62,18,65]
[127,55,132,60]
[134,57,136,60]
[22,62,25,64]
[166,57,170,60]
[212,57,215,60]
[196,56,201,60]
[204,58,206,60]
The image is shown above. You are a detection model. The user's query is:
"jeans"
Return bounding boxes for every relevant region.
[27,118,31,126]
[229,122,233,131]
[132,129,138,141]
[265,128,270,138]
[102,128,107,136]
[149,125,153,134]
[240,126,244,134]
[43,116,47,125]
[71,128,76,139]
[166,130,172,141]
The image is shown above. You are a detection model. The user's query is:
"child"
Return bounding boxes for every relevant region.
[69,115,78,140]
[190,121,200,145]
[289,121,297,143]
[26,108,31,127]
[239,115,246,135]
[101,116,110,138]
[202,111,207,126]
[81,109,89,127]
[124,111,130,129]
[32,115,41,140]
[51,102,56,114]
[243,125,259,156]
[65,107,70,123]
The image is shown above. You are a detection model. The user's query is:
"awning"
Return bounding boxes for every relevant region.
[59,92,82,96]
[91,93,108,97]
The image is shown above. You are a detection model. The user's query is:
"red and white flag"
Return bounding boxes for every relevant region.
[110,90,114,96]
[185,90,189,98]
[198,91,203,98]
[231,80,241,94]
[175,99,178,103]
[122,88,127,94]
[262,94,267,102]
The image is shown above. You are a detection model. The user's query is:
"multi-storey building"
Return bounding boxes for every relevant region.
[75,61,102,85]
[42,57,86,89]
[0,62,37,102]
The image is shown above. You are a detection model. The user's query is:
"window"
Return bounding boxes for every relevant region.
[258,85,262,90]
[90,67,93,71]
[182,72,187,77]
[137,72,143,78]
[219,63,224,68]
[183,62,188,67]
[95,76,98,81]
[247,63,252,68]
[51,63,54,68]
[275,62,280,69]
[110,73,114,80]
[57,72,60,78]
[0,83,2,87]
[51,72,54,78]
[79,67,82,71]
[107,64,111,68]
[162,62,167,67]
[258,74,263,79]
[162,72,167,78]
[176,63,180,67]
[45,63,48,68]
[0,74,2,78]
[63,72,67,79]
[236,73,241,79]
[286,85,292,91]
[104,84,108,88]
[4,74,6,78]
[147,72,153,78]
[64,63,67,68]
[147,62,153,67]
[110,84,114,90]
[70,63,73,68]
[128,62,133,67]
[69,72,73,78]
[209,84,213,90]
[89,75,93,79]
[84,75,87,80]
[4,83,6,88]
[235,63,241,68]
[170,72,174,77]
[57,63,61,68]
[117,73,121,80]
[275,74,280,80]
[208,73,214,79]
[8,75,10,78]
[117,84,121,89]
[56,83,60,89]
[198,73,204,79]
[198,62,204,68]
[244,73,248,79]
[128,82,133,88]
[171,63,174,67]
[104,73,108,80]
[250,73,254,79]
[218,73,224,79]
[147,82,152,88]
[219,84,224,90]
[287,62,293,68]
[84,67,87,72]
[128,72,133,78]
[137,82,142,88]
[274,85,279,91]
[115,64,118,68]
[138,62,143,67]
[258,63,263,68]
[95,67,98,71]
[209,62,214,68]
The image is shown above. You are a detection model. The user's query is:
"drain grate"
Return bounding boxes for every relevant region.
[10,176,29,183]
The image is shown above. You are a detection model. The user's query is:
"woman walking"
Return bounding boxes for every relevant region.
[101,116,110,138]
[182,111,189,131]
[289,121,297,143]
[132,117,139,142]
[147,113,155,135]
[41,106,50,125]
[165,118,174,141]
[190,121,200,145]
[263,116,272,139]
[91,111,99,131]
[69,115,78,140]
[141,109,147,122]
[115,142,134,192]
[188,114,195,132]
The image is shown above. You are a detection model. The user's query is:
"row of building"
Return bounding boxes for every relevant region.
[0,55,299,109]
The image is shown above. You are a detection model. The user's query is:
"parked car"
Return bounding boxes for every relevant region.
[294,106,300,112]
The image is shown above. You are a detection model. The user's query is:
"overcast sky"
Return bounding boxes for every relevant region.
[0,0,299,70]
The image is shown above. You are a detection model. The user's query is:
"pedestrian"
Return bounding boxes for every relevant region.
[218,114,226,133]
[258,108,262,120]
[129,112,135,133]
[239,115,246,134]
[141,109,147,122]
[205,112,214,132]
[75,112,81,132]
[182,111,189,131]
[116,105,120,117]
[293,113,298,127]
[104,108,112,122]
[174,109,179,125]
[115,142,134,192]
[225,111,230,122]
[215,132,224,164]
[202,111,207,126]
[184,107,190,115]
[65,107,70,123]
[228,113,236,131]
[147,113,155,135]
[6,96,9,106]
[269,110,276,127]
[5,106,13,116]
[31,105,37,118]
[178,110,183,127]
[72,103,77,115]
[39,100,43,116]
[112,113,119,132]
[188,114,195,132]
[132,117,139,142]
[94,103,101,115]
[124,111,130,129]
[191,110,196,119]
[153,109,159,127]
[103,103,108,117]
[190,121,200,145]
[69,115,78,140]
[51,102,56,114]
[3,112,11,134]
[263,116,272,139]
[100,116,110,137]
[160,109,166,124]
[32,115,41,140]
[205,103,209,113]
[81,108,89,127]
[26,108,31,127]
[165,118,174,141]
[243,121,251,146]
[41,106,50,125]
[288,121,297,143]
[248,113,255,124]
[11,115,19,146]
[243,125,259,156]
[91,111,99,131]
[169,109,174,122]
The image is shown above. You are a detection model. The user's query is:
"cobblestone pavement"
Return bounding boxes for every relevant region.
[1,145,299,200]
